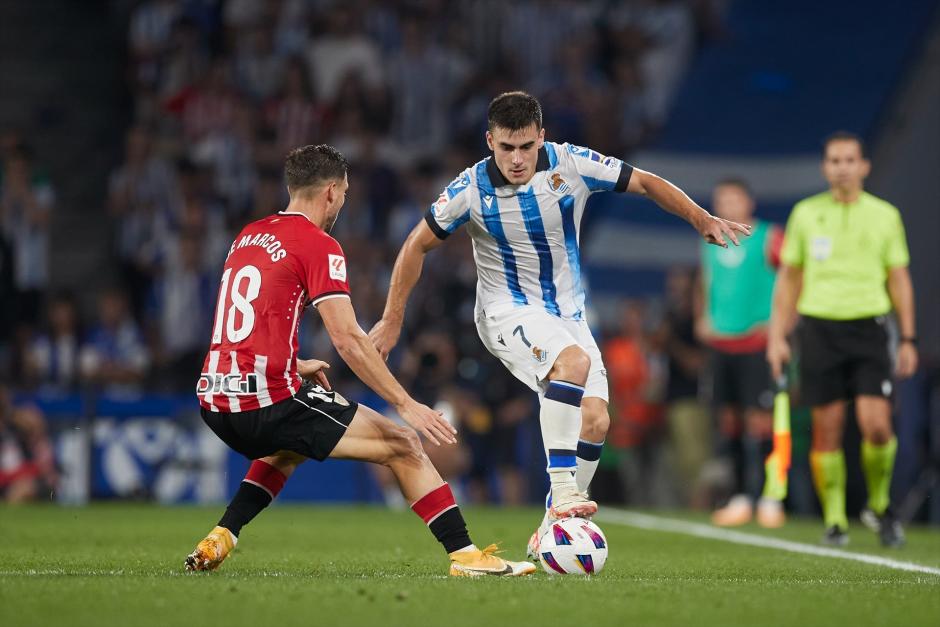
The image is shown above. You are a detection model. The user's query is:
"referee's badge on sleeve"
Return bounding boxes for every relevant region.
[328,254,347,281]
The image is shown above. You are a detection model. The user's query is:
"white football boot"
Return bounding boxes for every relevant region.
[549,483,598,519]
[527,485,597,563]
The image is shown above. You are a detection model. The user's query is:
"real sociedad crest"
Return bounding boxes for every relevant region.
[548,173,570,193]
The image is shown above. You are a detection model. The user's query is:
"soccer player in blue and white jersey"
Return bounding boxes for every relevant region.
[369,92,750,561]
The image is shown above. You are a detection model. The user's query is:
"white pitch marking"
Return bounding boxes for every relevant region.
[597,509,940,577]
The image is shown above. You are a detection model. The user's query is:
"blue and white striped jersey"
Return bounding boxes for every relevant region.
[425,141,633,321]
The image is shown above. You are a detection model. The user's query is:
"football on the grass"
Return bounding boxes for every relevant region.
[539,518,608,575]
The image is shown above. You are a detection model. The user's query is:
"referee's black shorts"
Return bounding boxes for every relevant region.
[797,315,893,406]
[200,381,359,461]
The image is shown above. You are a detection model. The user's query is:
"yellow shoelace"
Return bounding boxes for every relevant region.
[479,543,503,558]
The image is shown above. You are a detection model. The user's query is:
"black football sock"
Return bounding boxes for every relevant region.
[411,483,473,553]
[218,483,272,537]
[217,460,287,537]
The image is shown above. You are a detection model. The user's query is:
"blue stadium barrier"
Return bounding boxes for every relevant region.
[15,391,381,505]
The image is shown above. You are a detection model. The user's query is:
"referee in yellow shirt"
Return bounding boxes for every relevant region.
[767,131,918,547]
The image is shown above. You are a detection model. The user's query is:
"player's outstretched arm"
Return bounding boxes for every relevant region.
[369,220,445,358]
[627,168,751,247]
[318,296,457,445]
[766,264,803,379]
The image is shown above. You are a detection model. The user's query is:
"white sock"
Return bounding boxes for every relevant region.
[576,439,604,494]
[541,380,585,492]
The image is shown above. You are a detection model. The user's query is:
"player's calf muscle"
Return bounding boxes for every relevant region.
[580,403,609,441]
[262,451,305,476]
[377,424,443,501]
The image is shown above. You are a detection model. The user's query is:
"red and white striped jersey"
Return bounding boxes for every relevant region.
[196,212,350,412]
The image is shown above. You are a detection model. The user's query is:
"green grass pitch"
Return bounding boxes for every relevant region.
[2,504,938,627]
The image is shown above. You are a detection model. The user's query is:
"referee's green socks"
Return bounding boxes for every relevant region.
[861,437,897,515]
[810,450,848,530]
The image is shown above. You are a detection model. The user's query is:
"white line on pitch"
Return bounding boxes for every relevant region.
[596,509,940,577]
[0,569,127,577]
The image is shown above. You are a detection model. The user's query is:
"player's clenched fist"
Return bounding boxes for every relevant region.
[397,398,457,446]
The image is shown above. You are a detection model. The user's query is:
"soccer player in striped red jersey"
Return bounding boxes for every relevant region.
[185,145,534,576]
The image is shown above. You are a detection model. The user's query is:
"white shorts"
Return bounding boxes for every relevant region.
[476,306,609,402]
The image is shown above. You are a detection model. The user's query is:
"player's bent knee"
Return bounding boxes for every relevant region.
[565,346,592,373]
[865,428,894,446]
[389,426,426,464]
[811,428,842,452]
[745,410,774,440]
[552,345,591,382]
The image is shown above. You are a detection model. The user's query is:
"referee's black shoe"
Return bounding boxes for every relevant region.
[822,525,849,547]
[861,507,906,548]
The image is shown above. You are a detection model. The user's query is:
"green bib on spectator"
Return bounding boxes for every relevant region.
[702,219,776,336]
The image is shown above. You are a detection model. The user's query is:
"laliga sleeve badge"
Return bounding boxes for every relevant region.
[328,254,347,281]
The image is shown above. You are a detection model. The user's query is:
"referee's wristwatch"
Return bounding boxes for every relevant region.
[900,336,918,345]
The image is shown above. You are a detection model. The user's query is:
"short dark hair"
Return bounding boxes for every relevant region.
[487,91,542,132]
[284,144,348,194]
[823,131,866,158]
[715,177,753,196]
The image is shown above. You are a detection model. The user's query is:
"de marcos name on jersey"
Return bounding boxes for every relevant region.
[227,231,288,263]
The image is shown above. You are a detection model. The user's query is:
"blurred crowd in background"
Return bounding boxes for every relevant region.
[0,0,888,512]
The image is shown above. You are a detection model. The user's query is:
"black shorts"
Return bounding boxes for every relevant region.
[797,315,893,406]
[708,348,774,410]
[200,382,359,461]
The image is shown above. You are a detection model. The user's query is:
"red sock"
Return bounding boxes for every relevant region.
[244,460,287,498]
[411,483,472,553]
[411,483,457,523]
